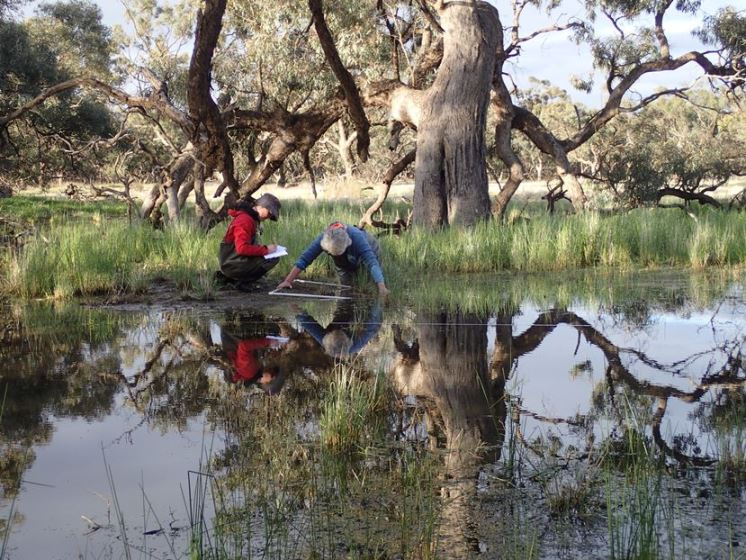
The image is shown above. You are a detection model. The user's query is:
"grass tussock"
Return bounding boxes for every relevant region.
[319,365,389,454]
[4,220,223,299]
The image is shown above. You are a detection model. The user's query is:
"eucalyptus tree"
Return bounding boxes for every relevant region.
[579,91,746,208]
[3,0,745,229]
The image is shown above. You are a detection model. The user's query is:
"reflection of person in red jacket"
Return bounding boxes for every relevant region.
[222,333,286,395]
[218,194,283,291]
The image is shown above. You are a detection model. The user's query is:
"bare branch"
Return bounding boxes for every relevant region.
[359,149,416,228]
[510,20,583,50]
[308,0,371,162]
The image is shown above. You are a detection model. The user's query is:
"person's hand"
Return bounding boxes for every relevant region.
[377,283,390,297]
[265,243,278,254]
[276,279,293,290]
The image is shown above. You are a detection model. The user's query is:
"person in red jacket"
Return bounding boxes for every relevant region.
[218,193,282,291]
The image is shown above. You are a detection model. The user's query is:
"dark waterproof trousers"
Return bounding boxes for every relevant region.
[219,242,279,283]
[331,231,380,286]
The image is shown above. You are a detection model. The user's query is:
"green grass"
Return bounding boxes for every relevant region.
[3,197,746,300]
[319,365,389,455]
[0,195,128,223]
[3,219,223,299]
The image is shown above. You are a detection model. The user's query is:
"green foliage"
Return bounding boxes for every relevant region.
[696,7,746,68]
[584,92,746,207]
[0,19,60,100]
[33,0,114,79]
[0,2,118,186]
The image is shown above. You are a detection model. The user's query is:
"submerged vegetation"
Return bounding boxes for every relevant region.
[3,197,746,301]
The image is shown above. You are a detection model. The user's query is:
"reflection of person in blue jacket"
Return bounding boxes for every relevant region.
[296,299,383,358]
[276,222,389,296]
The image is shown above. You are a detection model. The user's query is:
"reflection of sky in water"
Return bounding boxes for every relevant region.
[9,395,216,558]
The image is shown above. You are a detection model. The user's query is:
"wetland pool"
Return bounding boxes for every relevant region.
[1,270,745,559]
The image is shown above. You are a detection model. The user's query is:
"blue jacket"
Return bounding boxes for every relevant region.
[295,224,385,284]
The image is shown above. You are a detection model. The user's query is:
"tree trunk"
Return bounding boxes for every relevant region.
[334,120,356,179]
[140,183,161,219]
[413,2,500,227]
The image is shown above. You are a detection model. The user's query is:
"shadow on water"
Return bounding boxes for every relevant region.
[0,269,745,558]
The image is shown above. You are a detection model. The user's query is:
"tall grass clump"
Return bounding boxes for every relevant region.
[383,206,746,276]
[319,365,389,454]
[4,219,224,299]
[6,220,156,298]
[602,402,677,560]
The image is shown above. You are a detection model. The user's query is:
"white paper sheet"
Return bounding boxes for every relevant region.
[264,245,288,259]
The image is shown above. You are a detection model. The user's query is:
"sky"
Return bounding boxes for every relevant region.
[21,0,739,108]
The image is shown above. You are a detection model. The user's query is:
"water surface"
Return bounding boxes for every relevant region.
[1,270,745,559]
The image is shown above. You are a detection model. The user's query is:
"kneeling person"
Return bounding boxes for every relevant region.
[277,222,389,296]
[219,194,282,290]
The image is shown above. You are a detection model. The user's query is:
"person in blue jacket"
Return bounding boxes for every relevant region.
[276,222,389,296]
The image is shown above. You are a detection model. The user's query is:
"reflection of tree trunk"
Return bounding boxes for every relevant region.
[391,310,505,558]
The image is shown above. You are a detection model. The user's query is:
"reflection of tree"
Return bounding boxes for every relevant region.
[0,305,125,500]
[489,308,745,467]
[392,310,505,557]
[391,304,746,553]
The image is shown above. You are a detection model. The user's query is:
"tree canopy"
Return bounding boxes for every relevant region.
[1,0,744,225]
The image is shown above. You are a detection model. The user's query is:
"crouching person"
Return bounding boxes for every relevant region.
[277,221,389,296]
[218,194,282,291]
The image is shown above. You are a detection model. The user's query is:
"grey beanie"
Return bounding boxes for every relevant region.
[254,193,281,221]
[320,226,352,256]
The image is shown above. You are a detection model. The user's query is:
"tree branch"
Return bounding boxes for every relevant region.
[188,0,239,194]
[308,0,371,162]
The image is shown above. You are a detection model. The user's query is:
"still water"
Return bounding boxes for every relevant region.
[1,270,745,559]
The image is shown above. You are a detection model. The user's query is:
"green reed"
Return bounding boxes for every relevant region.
[184,377,441,560]
[318,365,388,455]
[602,402,678,560]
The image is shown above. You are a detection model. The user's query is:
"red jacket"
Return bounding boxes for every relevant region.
[228,337,273,383]
[223,209,269,257]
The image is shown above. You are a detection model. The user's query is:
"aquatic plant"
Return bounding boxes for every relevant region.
[319,365,388,454]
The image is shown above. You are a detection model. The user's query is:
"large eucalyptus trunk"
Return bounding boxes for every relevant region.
[413,2,500,227]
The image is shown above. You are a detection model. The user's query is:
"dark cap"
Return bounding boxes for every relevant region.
[254,193,281,221]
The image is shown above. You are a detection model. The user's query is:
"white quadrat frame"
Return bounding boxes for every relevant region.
[268,279,353,300]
